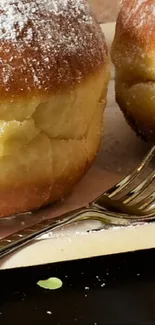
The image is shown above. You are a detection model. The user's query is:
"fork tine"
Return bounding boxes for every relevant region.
[94,169,155,215]
[132,191,155,212]
[98,171,155,215]
[106,146,155,199]
[120,170,155,204]
[92,146,155,209]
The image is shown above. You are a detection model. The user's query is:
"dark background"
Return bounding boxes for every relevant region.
[0,249,155,325]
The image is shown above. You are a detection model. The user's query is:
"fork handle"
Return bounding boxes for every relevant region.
[0,207,85,259]
[0,205,134,260]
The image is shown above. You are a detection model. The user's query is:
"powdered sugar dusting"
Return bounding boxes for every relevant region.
[0,0,32,41]
[0,0,107,96]
[121,0,155,31]
[0,0,92,42]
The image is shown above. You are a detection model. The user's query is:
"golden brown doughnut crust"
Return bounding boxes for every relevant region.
[111,0,155,141]
[116,90,153,142]
[0,0,110,217]
[112,0,155,76]
[0,0,108,99]
[0,70,109,217]
[114,0,155,47]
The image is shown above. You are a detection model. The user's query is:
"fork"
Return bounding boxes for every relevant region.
[93,146,155,217]
[0,145,155,259]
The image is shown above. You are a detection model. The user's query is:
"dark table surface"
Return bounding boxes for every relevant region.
[1,248,155,325]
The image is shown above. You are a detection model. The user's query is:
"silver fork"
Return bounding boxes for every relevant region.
[93,146,155,217]
[0,145,155,259]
